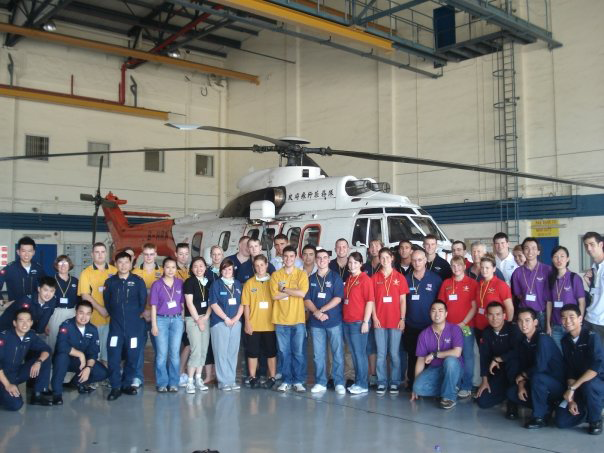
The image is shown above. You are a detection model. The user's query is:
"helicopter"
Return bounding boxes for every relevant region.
[2,125,603,261]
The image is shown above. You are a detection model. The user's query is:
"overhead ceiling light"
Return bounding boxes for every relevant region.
[42,20,56,32]
[167,49,182,58]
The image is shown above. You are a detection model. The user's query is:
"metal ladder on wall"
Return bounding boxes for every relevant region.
[494,38,520,244]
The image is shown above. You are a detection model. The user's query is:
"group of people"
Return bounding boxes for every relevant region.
[0,230,603,435]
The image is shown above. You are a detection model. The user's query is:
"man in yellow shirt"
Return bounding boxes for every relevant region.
[77,242,116,365]
[270,246,309,393]
[131,243,162,388]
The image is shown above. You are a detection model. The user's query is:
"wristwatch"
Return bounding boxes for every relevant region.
[432,352,438,360]
[568,386,576,391]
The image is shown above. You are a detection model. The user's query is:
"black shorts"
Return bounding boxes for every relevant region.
[245,331,277,359]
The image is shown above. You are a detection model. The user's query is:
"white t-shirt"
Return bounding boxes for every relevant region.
[77,325,86,336]
[496,253,518,285]
[586,261,604,326]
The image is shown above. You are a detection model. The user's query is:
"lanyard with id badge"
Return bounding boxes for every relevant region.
[224,282,237,306]
[316,273,329,303]
[382,271,394,303]
[522,263,540,304]
[55,275,72,305]
[163,281,178,309]
[344,274,361,305]
[478,279,492,315]
[410,275,421,301]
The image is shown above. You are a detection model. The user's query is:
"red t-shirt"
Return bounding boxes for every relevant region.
[474,276,512,330]
[372,269,409,329]
[437,276,477,327]
[343,272,375,323]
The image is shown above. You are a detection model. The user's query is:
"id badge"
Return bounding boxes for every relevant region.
[318,292,327,299]
[478,307,485,315]
[448,294,458,301]
[201,302,207,308]
[259,301,269,309]
[411,294,420,301]
[130,337,138,349]
[554,301,564,308]
[167,300,177,309]
[60,297,69,305]
[344,299,349,305]
[383,296,392,303]
[98,286,104,293]
[228,297,237,306]
[525,294,537,302]
[109,336,118,347]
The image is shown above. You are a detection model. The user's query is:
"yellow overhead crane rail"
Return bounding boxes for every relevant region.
[0,23,260,85]
[218,0,396,53]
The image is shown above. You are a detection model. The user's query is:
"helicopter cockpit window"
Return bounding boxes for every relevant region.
[261,228,276,251]
[247,228,260,240]
[287,227,301,252]
[301,225,321,248]
[369,219,382,243]
[411,217,444,241]
[191,232,203,258]
[352,218,368,246]
[218,231,231,252]
[387,216,424,242]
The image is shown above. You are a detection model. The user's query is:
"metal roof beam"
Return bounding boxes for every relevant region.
[443,0,562,48]
[356,0,427,25]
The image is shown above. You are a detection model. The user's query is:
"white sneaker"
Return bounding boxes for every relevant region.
[277,382,290,392]
[195,378,208,391]
[348,385,368,395]
[311,384,327,393]
[457,389,472,398]
[131,378,142,388]
[335,385,346,395]
[179,373,189,387]
[293,383,306,393]
[220,384,232,391]
[231,383,241,390]
[186,381,196,394]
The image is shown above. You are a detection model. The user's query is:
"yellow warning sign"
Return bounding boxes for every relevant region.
[530,219,560,237]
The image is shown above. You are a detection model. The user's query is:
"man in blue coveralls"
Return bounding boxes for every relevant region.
[51,300,109,405]
[0,308,53,410]
[0,236,46,304]
[0,276,56,334]
[103,251,147,401]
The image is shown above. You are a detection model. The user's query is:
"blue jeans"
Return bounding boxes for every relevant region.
[343,322,369,389]
[155,316,184,388]
[275,324,307,385]
[413,357,462,401]
[460,329,475,391]
[311,325,344,387]
[374,328,402,386]
[550,324,565,351]
[135,321,157,382]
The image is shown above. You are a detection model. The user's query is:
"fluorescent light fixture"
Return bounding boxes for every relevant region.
[167,49,182,58]
[42,21,56,32]
[165,123,202,130]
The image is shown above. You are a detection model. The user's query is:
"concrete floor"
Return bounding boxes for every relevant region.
[0,384,600,453]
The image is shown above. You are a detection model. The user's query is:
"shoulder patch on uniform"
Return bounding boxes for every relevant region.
[0,269,5,275]
[23,303,30,309]
[60,327,68,334]
[0,339,4,346]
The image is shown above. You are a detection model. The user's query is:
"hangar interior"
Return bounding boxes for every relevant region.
[0,1,603,451]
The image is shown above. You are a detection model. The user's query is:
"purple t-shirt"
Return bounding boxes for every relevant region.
[150,278,184,316]
[511,262,552,312]
[549,270,585,325]
[415,322,464,367]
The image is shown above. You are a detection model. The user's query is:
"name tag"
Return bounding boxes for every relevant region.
[98,287,104,293]
[60,297,69,305]
[130,337,138,349]
[554,301,564,308]
[281,297,289,301]
[318,292,326,299]
[448,294,458,301]
[228,297,237,306]
[167,300,177,309]
[201,302,207,308]
[409,287,415,292]
[344,299,349,305]
[411,294,420,301]
[525,294,537,302]
[109,336,118,347]
[478,308,485,315]
[259,301,269,309]
[383,296,392,303]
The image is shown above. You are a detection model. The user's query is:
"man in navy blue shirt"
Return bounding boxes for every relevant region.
[507,307,565,429]
[423,235,452,281]
[236,238,275,283]
[555,304,604,435]
[103,252,147,401]
[305,249,346,394]
[329,238,350,283]
[404,249,442,390]
[51,300,109,405]
[0,276,57,334]
[0,308,53,410]
[227,236,251,276]
[0,236,46,304]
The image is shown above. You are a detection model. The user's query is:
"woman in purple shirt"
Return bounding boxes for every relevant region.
[546,246,586,350]
[150,257,185,392]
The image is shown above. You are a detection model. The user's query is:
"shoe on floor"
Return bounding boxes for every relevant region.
[293,383,306,393]
[348,385,368,395]
[589,420,603,435]
[277,382,290,392]
[231,383,241,390]
[311,384,327,393]
[122,386,138,396]
[168,386,179,393]
[52,395,63,405]
[131,378,142,389]
[156,386,168,393]
[376,385,387,395]
[264,377,276,390]
[77,384,95,394]
[186,382,196,394]
[196,378,208,391]
[505,402,519,420]
[30,393,53,406]
[440,399,457,409]
[457,389,472,398]
[389,384,399,395]
[179,374,188,387]
[525,417,546,429]
[335,384,346,395]
[248,377,258,389]
[107,388,122,401]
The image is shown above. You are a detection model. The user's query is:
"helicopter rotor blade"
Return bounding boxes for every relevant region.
[319,149,604,191]
[165,123,290,147]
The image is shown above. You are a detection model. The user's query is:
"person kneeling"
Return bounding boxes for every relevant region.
[554,304,604,435]
[51,301,109,405]
[411,301,463,409]
[0,309,54,410]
